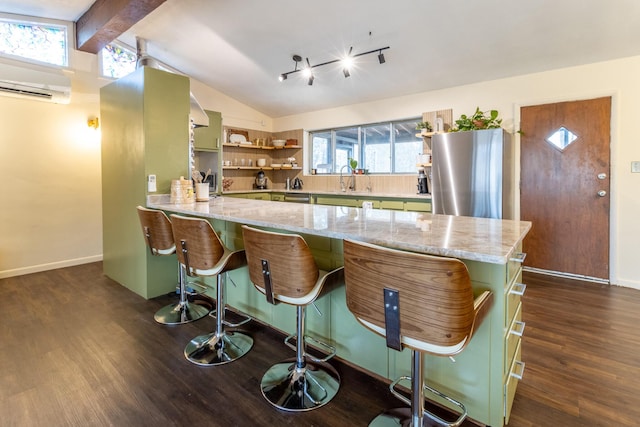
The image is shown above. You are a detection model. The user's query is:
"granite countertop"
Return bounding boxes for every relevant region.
[223,189,432,200]
[148,195,530,264]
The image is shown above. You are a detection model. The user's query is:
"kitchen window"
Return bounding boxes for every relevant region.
[100,42,137,79]
[310,118,423,174]
[0,15,69,67]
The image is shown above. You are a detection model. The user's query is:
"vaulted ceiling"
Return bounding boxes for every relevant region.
[3,0,640,117]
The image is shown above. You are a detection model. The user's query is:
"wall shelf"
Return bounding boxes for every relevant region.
[223,166,302,171]
[222,143,302,150]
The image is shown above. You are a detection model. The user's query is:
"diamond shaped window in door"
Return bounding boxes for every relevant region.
[546,127,578,151]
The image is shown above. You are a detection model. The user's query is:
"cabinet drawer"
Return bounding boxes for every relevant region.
[379,200,404,210]
[315,196,359,207]
[505,279,526,327]
[507,251,526,286]
[504,340,525,423]
[404,200,431,212]
[504,302,524,375]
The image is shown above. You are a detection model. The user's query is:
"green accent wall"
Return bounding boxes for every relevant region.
[100,67,190,298]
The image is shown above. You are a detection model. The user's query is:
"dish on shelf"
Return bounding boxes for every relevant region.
[272,139,286,147]
[282,164,293,169]
[270,163,282,168]
[229,133,247,144]
[227,129,250,144]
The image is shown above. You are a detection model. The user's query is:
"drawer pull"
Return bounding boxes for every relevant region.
[510,252,527,263]
[510,360,525,380]
[510,321,526,337]
[509,282,527,296]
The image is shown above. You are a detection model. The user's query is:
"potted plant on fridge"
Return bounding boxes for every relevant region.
[450,107,502,132]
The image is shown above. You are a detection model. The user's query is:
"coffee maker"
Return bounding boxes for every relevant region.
[255,170,267,189]
[417,167,429,194]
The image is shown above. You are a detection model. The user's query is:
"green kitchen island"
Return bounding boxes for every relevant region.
[147,195,531,427]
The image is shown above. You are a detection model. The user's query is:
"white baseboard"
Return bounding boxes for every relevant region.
[0,255,103,279]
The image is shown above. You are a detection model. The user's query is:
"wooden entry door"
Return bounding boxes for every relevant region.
[520,97,611,280]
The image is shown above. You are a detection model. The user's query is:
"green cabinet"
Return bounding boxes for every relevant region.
[405,200,432,212]
[270,192,285,202]
[314,195,360,207]
[101,67,190,299]
[225,192,271,200]
[193,110,222,151]
[314,194,431,212]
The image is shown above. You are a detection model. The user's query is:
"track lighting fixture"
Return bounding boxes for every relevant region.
[278,46,389,84]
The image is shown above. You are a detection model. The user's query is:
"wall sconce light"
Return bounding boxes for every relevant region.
[278,46,389,85]
[87,117,99,129]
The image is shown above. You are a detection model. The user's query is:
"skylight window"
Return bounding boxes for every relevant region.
[0,17,68,66]
[100,42,137,79]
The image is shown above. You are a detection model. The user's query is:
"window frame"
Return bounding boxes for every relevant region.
[309,117,423,175]
[0,12,73,69]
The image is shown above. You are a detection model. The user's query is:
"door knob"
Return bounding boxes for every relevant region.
[597,190,607,197]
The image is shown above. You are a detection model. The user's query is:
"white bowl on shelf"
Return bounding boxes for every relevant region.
[270,163,282,168]
[272,140,286,148]
[257,158,266,167]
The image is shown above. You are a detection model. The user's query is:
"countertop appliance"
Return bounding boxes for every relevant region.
[255,170,267,189]
[417,167,429,194]
[431,129,514,219]
[292,177,303,190]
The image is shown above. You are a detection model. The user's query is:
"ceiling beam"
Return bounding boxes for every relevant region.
[76,0,166,54]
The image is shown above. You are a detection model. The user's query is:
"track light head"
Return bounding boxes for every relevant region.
[343,68,350,78]
[308,75,314,86]
[378,51,385,64]
[278,73,287,82]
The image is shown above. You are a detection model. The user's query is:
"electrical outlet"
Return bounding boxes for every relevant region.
[632,162,640,173]
[148,174,157,192]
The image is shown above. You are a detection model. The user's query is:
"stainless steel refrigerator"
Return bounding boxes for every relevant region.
[431,129,515,219]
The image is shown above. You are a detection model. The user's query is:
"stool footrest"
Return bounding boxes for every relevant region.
[284,334,337,363]
[184,279,210,294]
[208,306,252,328]
[389,376,468,427]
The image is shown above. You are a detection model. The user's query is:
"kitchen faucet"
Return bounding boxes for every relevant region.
[339,165,355,192]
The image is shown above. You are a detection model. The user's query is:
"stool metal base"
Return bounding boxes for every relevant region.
[153,301,210,325]
[184,331,253,366]
[260,358,340,412]
[369,407,441,427]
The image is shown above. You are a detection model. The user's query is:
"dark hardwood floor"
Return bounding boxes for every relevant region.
[1,263,639,426]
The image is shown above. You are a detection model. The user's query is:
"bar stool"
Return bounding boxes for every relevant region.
[136,206,210,325]
[170,214,253,366]
[342,239,493,427]
[241,225,343,412]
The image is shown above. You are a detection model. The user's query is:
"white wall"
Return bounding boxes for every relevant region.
[0,54,103,278]
[274,55,640,289]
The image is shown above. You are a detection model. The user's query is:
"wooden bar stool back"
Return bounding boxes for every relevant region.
[170,214,253,366]
[242,225,343,412]
[343,239,493,427]
[136,206,210,325]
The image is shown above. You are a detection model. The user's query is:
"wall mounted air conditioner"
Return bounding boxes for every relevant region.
[0,61,71,104]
